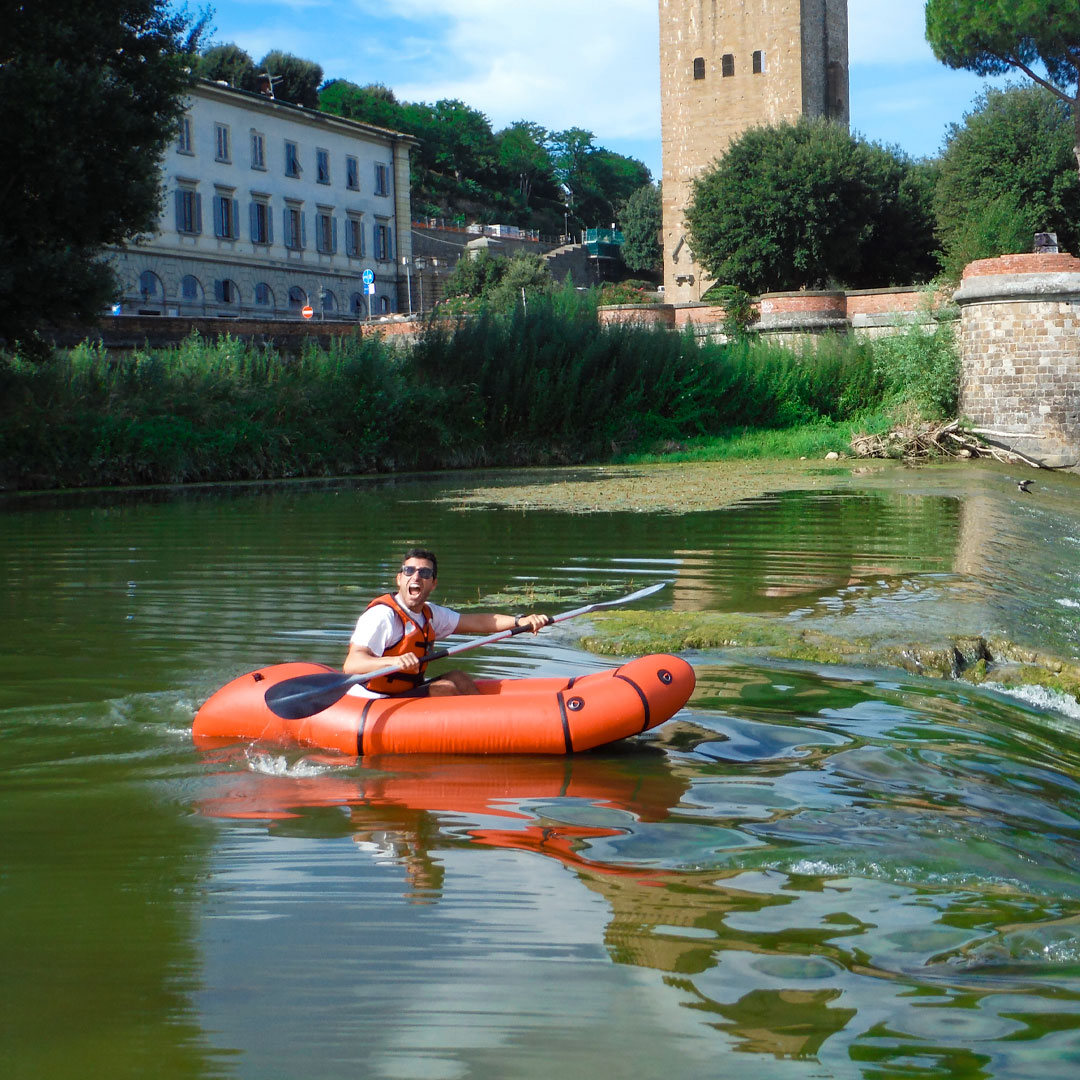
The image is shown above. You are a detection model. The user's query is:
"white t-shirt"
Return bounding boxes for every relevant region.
[347,597,460,699]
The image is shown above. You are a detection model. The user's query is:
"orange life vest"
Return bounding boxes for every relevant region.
[362,593,438,695]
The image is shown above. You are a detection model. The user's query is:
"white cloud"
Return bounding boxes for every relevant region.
[337,0,660,139]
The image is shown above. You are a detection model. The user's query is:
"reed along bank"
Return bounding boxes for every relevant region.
[0,290,958,491]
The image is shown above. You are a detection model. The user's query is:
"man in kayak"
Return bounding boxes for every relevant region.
[344,548,551,697]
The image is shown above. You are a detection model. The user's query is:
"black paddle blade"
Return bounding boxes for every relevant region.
[264,671,358,720]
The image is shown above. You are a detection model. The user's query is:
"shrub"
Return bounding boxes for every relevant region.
[872,316,960,419]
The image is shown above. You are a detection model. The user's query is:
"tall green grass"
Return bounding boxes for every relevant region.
[0,297,957,490]
[0,333,408,487]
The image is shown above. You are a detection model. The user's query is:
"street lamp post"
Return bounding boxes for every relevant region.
[402,256,413,315]
[414,255,427,314]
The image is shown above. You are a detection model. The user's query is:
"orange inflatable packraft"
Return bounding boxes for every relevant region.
[192,653,695,755]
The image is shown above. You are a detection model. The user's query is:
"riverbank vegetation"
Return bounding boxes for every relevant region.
[0,289,960,492]
[582,610,1080,707]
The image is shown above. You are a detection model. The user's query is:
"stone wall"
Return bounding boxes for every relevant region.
[597,286,935,339]
[955,253,1080,466]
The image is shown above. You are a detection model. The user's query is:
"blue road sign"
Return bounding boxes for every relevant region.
[362,268,374,286]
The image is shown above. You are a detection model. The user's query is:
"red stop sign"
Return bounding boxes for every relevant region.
[301,305,314,319]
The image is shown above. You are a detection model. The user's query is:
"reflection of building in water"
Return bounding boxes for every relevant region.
[953,495,997,579]
[668,492,963,614]
[702,988,856,1059]
[572,864,857,1058]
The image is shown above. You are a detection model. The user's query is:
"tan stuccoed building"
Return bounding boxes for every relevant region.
[659,0,850,303]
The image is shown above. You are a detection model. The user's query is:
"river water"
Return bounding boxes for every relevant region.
[3,461,1080,1079]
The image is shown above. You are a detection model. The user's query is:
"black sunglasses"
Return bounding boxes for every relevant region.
[399,565,434,580]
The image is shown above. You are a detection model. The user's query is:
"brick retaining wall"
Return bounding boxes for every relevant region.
[599,286,936,341]
[954,253,1080,466]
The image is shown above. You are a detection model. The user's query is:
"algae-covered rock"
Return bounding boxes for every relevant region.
[579,610,861,661]
[578,610,1080,704]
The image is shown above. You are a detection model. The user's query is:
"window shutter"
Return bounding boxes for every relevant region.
[267,207,274,245]
[332,216,338,254]
[213,196,223,238]
[175,190,184,232]
[249,202,258,242]
[194,194,202,234]
[214,280,224,302]
[231,200,239,239]
[300,212,307,249]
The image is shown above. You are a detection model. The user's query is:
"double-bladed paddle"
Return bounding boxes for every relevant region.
[264,581,667,720]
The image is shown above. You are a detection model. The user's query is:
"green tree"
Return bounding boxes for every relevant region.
[939,191,1037,281]
[443,250,506,300]
[935,85,1080,275]
[423,99,498,184]
[486,252,554,311]
[196,43,258,92]
[0,0,205,346]
[589,151,652,223]
[257,50,323,109]
[496,122,554,207]
[549,127,602,225]
[442,251,553,312]
[550,129,652,227]
[860,142,940,286]
[925,0,1080,176]
[685,118,937,294]
[618,184,662,274]
[320,80,403,130]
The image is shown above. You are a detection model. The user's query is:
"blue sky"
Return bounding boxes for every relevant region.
[200,0,1010,179]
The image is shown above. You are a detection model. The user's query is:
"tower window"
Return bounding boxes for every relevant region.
[753,50,765,74]
[693,57,705,80]
[721,53,735,78]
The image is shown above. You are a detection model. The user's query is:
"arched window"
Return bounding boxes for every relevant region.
[288,286,307,311]
[753,50,765,74]
[379,295,390,314]
[139,270,163,299]
[721,53,735,77]
[693,57,705,80]
[351,291,365,315]
[181,275,203,304]
[137,270,165,314]
[321,288,337,314]
[254,283,274,309]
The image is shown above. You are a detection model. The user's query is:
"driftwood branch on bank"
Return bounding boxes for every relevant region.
[850,420,1053,469]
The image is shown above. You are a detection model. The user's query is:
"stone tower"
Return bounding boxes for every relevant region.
[658,0,849,303]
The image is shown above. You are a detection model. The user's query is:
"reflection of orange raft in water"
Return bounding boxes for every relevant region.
[197,750,691,895]
[193,653,695,755]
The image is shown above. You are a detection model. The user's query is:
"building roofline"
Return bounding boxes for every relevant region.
[193,78,420,148]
